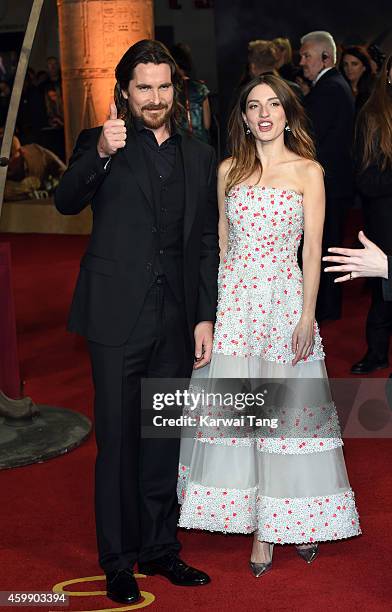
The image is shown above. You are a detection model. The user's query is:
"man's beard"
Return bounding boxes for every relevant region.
[138,103,173,129]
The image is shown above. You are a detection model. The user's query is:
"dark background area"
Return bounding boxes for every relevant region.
[0,31,24,53]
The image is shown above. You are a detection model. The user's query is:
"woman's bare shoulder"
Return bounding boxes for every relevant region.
[218,157,234,178]
[299,158,323,178]
[288,157,323,187]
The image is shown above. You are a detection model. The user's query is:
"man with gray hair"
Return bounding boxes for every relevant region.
[300,30,355,321]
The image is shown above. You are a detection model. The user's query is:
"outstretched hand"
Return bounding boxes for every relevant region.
[97,101,127,158]
[323,231,388,282]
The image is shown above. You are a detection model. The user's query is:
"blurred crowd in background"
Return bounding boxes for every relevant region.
[1,34,389,197]
[0,53,65,200]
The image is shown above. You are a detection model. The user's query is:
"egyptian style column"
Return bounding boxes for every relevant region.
[56,0,154,159]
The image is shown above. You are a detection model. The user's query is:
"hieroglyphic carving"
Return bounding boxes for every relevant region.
[57,0,154,159]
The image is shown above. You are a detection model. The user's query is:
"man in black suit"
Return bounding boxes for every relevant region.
[300,31,355,321]
[55,40,218,604]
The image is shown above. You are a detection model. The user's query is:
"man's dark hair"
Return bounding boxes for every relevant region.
[114,39,181,124]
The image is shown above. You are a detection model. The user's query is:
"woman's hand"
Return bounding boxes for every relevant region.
[323,231,388,281]
[291,315,315,366]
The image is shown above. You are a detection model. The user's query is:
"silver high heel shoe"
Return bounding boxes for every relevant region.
[249,543,274,577]
[295,543,319,564]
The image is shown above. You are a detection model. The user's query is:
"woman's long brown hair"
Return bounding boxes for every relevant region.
[226,74,317,194]
[356,55,392,172]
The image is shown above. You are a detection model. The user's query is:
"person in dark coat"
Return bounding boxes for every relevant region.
[347,56,392,373]
[323,56,392,372]
[300,30,355,321]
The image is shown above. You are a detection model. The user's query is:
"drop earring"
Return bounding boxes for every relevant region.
[244,123,251,135]
[285,124,291,132]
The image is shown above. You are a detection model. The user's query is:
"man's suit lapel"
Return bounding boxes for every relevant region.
[181,133,200,244]
[121,127,154,211]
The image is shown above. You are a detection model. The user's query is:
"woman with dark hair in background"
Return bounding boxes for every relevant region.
[340,46,375,112]
[170,43,211,143]
[350,55,392,374]
[178,73,361,577]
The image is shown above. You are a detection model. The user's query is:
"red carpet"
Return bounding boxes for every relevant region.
[0,228,391,611]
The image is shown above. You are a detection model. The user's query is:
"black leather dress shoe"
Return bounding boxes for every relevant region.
[138,553,210,586]
[106,568,141,604]
[351,354,389,374]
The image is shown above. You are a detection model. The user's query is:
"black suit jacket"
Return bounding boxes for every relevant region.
[304,68,355,198]
[54,126,219,346]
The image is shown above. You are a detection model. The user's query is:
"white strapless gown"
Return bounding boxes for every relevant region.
[177,184,361,544]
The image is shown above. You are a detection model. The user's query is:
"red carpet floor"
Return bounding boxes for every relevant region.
[0,229,391,612]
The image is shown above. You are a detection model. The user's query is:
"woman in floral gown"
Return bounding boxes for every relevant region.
[177,74,361,576]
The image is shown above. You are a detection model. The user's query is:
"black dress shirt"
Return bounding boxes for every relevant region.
[134,117,181,180]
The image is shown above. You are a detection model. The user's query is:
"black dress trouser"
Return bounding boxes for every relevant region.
[366,279,392,360]
[88,277,194,572]
[317,195,351,321]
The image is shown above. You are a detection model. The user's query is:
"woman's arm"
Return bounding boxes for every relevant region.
[292,161,325,365]
[302,161,325,317]
[217,158,231,261]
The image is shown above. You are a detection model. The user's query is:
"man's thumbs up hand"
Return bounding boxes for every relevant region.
[97,101,126,158]
[109,102,118,121]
